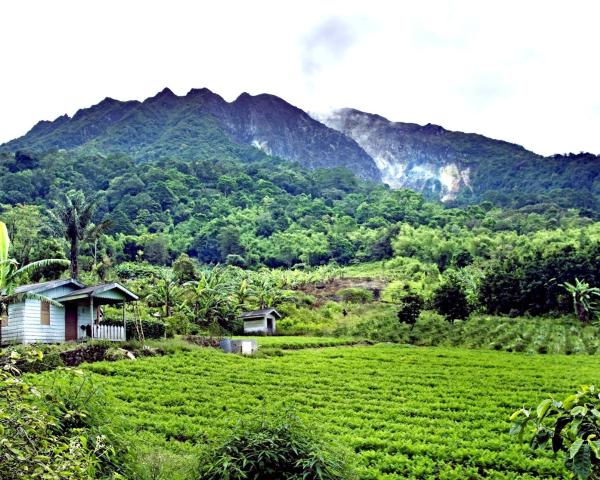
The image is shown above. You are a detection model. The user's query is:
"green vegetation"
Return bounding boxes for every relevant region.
[0,350,123,479]
[511,385,600,480]
[59,344,598,479]
[198,413,354,479]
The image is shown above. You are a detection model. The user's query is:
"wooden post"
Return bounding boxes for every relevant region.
[90,296,94,339]
[123,302,126,341]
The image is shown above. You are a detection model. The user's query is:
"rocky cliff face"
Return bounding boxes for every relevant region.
[314,108,534,201]
[1,89,381,183]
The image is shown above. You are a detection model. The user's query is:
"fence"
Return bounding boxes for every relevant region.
[91,324,126,341]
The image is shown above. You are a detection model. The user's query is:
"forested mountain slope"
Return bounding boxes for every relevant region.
[3,88,600,206]
[316,108,600,208]
[1,88,381,182]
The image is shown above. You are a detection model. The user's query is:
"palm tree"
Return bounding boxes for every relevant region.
[250,274,290,309]
[183,268,233,327]
[146,270,182,318]
[562,278,600,323]
[48,190,106,279]
[0,222,70,342]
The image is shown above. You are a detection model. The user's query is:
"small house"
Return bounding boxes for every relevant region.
[239,308,281,334]
[0,279,138,345]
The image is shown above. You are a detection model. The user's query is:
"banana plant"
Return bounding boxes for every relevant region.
[562,278,600,323]
[0,221,70,317]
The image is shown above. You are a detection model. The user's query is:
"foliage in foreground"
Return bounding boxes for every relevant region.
[198,413,355,480]
[511,385,600,480]
[0,350,122,479]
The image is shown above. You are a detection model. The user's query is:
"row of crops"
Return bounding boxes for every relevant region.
[80,344,599,479]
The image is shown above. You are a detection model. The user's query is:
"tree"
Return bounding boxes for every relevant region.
[172,254,198,283]
[393,288,425,326]
[562,278,600,323]
[184,268,236,329]
[432,270,474,321]
[48,190,105,279]
[0,221,69,342]
[146,270,182,317]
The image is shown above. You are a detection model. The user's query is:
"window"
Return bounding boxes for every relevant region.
[40,302,50,325]
[1,309,7,327]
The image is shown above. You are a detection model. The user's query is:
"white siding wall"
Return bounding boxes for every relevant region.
[21,299,66,343]
[2,303,25,344]
[244,318,268,333]
[20,285,79,344]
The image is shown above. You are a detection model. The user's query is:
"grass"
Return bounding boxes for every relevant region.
[56,344,600,479]
[278,302,600,355]
[233,335,362,349]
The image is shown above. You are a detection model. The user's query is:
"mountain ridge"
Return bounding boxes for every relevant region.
[2,88,599,205]
[2,88,381,183]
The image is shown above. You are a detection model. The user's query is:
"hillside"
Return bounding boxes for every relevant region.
[316,108,600,207]
[1,88,381,182]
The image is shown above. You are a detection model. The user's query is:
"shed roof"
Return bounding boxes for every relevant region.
[54,282,139,303]
[239,308,282,319]
[14,278,85,294]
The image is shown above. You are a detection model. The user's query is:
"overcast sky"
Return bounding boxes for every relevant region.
[1,0,599,155]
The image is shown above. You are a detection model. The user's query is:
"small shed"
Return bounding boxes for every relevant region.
[239,308,281,334]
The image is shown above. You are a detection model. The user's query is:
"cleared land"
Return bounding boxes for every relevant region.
[81,342,599,479]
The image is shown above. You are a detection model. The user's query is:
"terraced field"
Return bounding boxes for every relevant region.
[83,344,599,479]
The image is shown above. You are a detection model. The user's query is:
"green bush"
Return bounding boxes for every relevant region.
[198,413,355,479]
[511,385,600,480]
[410,311,452,345]
[103,318,166,340]
[336,287,373,304]
[0,350,122,480]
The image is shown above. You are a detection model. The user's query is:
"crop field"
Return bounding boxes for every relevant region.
[81,344,600,479]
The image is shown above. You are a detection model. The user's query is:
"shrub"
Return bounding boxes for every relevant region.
[337,287,373,304]
[198,413,355,479]
[410,311,451,346]
[0,350,122,480]
[431,270,474,321]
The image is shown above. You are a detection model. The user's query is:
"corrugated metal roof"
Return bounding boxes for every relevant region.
[54,282,139,302]
[239,308,281,319]
[14,278,84,294]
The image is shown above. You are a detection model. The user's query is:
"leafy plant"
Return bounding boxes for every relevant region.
[563,278,600,323]
[511,385,600,479]
[198,412,355,480]
[0,349,121,479]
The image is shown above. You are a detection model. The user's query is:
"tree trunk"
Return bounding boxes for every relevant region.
[70,238,79,279]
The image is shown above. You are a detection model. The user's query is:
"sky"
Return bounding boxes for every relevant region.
[1,0,599,155]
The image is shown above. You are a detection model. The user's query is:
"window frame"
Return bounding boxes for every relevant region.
[40,302,50,325]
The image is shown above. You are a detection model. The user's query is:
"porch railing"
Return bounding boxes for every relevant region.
[91,324,126,342]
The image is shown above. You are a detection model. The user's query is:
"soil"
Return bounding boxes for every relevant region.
[296,277,388,306]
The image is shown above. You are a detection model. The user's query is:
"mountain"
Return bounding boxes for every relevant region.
[3,89,599,207]
[314,108,599,203]
[1,88,381,183]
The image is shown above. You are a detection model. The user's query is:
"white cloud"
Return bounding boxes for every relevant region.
[1,0,599,155]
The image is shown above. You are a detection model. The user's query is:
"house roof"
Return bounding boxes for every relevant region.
[239,308,282,319]
[14,278,85,294]
[54,283,139,303]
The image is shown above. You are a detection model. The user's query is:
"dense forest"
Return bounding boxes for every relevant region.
[0,146,599,330]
